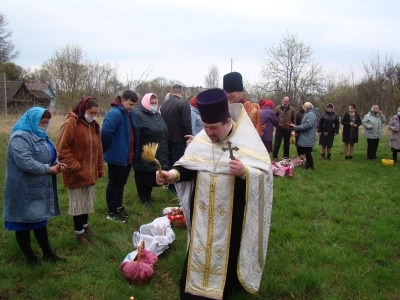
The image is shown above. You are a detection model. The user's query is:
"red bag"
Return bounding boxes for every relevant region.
[120,241,158,285]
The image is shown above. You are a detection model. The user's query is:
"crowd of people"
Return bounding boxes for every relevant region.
[2,70,398,299]
[264,100,396,166]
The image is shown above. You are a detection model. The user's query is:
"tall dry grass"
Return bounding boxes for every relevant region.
[0,114,104,136]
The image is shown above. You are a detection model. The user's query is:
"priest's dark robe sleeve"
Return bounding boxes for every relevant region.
[173,166,196,182]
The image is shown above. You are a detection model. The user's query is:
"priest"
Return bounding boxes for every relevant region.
[156,88,273,299]
[223,71,263,136]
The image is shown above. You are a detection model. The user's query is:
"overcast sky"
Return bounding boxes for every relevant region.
[2,0,399,87]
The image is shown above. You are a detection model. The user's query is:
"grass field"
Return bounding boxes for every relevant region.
[0,115,399,300]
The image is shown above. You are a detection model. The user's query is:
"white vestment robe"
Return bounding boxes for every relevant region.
[175,103,273,299]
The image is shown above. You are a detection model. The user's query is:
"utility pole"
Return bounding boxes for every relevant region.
[230,58,233,72]
[3,73,6,116]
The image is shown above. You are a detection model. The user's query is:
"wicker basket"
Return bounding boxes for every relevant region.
[381,159,394,166]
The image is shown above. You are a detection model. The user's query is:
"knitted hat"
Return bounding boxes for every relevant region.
[259,99,274,109]
[196,88,229,124]
[326,103,334,109]
[190,96,198,108]
[223,72,243,92]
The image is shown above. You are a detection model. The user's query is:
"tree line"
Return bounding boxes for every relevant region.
[1,12,400,117]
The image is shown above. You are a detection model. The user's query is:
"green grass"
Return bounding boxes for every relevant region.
[0,128,399,300]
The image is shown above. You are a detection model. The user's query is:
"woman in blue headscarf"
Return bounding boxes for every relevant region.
[2,107,67,267]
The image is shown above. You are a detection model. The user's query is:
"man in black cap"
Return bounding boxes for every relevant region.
[156,88,273,299]
[223,71,263,136]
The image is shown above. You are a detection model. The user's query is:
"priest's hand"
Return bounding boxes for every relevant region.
[229,159,245,177]
[156,170,172,185]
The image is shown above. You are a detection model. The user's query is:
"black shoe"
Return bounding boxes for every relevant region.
[321,153,326,160]
[139,196,150,206]
[117,207,129,218]
[107,211,127,223]
[327,154,332,160]
[349,156,352,159]
[345,156,349,160]
[27,256,41,268]
[43,253,67,263]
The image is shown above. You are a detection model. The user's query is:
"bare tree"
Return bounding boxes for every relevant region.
[135,77,183,104]
[358,53,400,115]
[125,62,154,91]
[40,44,123,112]
[204,65,220,88]
[0,13,20,64]
[41,44,88,110]
[262,30,323,105]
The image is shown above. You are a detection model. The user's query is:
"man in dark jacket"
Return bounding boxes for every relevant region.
[101,90,139,222]
[160,84,192,193]
[272,96,296,158]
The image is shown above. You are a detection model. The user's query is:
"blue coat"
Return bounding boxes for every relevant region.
[101,106,140,166]
[190,106,203,136]
[3,131,61,223]
[295,108,318,147]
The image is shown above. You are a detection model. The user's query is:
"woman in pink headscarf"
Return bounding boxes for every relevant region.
[259,99,279,152]
[133,93,169,206]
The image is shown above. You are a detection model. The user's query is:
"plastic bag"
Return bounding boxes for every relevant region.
[132,216,175,256]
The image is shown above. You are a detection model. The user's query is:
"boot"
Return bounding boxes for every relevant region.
[327,153,331,160]
[84,226,94,238]
[321,153,326,160]
[27,256,41,268]
[139,196,147,204]
[349,155,353,159]
[345,156,349,160]
[139,195,150,207]
[393,151,397,163]
[76,233,92,246]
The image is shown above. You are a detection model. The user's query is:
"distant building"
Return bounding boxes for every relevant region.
[0,81,55,113]
[25,82,56,108]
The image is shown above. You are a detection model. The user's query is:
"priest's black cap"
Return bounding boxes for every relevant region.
[223,72,243,92]
[196,88,230,124]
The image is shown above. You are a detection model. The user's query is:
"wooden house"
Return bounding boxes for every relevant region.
[25,82,56,108]
[0,81,51,113]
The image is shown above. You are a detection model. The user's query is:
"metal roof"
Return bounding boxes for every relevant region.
[29,90,50,99]
[25,82,50,91]
[0,81,24,99]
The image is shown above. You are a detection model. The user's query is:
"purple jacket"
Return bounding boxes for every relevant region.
[259,106,279,142]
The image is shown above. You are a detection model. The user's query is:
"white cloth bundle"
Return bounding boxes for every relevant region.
[132,216,176,256]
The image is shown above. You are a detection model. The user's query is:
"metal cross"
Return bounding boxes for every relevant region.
[221,140,239,160]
